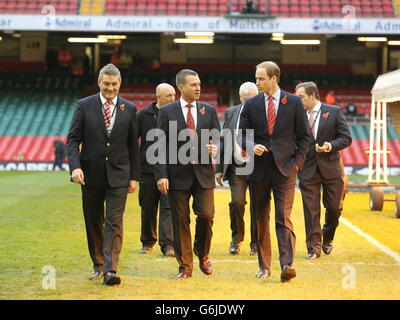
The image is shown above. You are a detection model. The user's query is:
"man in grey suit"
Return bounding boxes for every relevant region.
[295,82,352,259]
[216,82,258,255]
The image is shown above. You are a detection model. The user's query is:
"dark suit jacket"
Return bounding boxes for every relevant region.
[154,100,220,190]
[217,104,244,181]
[298,103,352,181]
[137,101,159,175]
[67,93,140,188]
[239,90,311,181]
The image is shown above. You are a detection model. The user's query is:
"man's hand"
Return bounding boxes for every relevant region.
[215,173,224,186]
[72,168,85,185]
[253,144,268,156]
[315,142,331,153]
[206,140,218,157]
[157,178,169,195]
[128,180,138,193]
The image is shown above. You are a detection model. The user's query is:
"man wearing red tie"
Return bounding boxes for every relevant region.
[67,64,139,285]
[239,61,311,282]
[155,69,220,279]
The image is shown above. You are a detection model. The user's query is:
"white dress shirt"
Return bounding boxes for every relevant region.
[307,101,322,140]
[100,94,118,134]
[180,97,198,128]
[308,101,332,152]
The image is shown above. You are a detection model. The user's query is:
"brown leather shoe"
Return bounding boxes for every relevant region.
[175,272,192,280]
[199,256,213,275]
[281,265,296,283]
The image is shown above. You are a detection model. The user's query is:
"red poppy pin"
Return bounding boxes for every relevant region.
[322,112,329,119]
[120,104,125,111]
[199,107,205,115]
[281,96,287,104]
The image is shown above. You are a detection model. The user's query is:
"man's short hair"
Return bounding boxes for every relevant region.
[239,82,258,96]
[256,61,280,82]
[98,63,121,83]
[175,69,198,87]
[295,81,320,100]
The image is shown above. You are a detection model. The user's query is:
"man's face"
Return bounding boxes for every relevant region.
[255,68,276,95]
[179,75,201,103]
[157,86,176,107]
[98,74,121,101]
[295,86,315,110]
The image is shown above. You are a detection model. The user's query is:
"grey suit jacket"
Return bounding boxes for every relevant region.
[217,104,245,181]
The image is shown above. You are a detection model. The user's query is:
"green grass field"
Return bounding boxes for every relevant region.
[0,171,399,300]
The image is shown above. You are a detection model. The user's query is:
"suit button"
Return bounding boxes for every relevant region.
[107,143,110,146]
[105,157,109,161]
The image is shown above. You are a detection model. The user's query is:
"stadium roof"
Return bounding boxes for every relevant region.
[372,69,400,102]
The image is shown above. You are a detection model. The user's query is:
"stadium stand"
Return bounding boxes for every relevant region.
[0,0,80,14]
[0,0,396,17]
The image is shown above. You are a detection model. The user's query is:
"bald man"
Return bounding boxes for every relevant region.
[137,83,176,256]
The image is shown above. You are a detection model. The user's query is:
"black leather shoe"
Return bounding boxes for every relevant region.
[229,241,241,255]
[103,272,121,285]
[199,256,213,275]
[305,252,320,260]
[255,268,271,279]
[88,271,103,280]
[322,242,333,255]
[281,265,296,282]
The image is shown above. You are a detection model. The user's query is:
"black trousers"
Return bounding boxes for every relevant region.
[249,153,296,270]
[227,165,256,247]
[139,173,173,251]
[168,176,214,274]
[299,168,344,255]
[81,184,128,273]
[53,153,64,170]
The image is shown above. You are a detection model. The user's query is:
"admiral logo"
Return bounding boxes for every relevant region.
[312,19,361,32]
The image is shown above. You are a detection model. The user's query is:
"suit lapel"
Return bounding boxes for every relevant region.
[95,94,108,138]
[231,105,241,131]
[174,101,187,130]
[272,90,287,135]
[196,102,204,136]
[316,104,328,140]
[109,97,122,139]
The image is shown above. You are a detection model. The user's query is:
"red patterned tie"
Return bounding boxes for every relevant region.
[103,100,112,129]
[186,103,195,130]
[267,96,276,136]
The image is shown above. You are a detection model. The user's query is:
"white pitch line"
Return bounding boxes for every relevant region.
[340,217,400,264]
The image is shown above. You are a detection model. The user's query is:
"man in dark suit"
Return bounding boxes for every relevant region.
[138,83,175,257]
[295,82,352,259]
[53,136,66,170]
[67,63,139,286]
[216,82,258,256]
[239,61,311,282]
[155,69,220,279]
